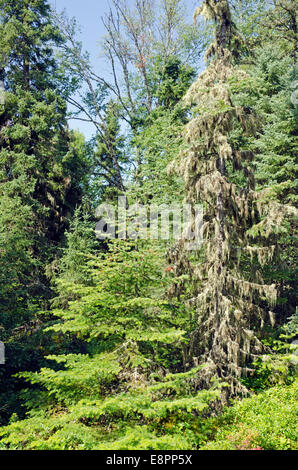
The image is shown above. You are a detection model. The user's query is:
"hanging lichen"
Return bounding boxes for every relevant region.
[168,0,297,396]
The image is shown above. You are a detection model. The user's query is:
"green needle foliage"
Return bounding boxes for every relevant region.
[0,238,223,449]
[0,0,88,424]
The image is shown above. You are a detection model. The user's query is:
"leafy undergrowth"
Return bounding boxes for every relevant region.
[201,379,298,450]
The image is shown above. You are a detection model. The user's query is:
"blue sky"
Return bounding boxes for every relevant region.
[50,0,115,138]
[50,0,200,138]
[51,0,111,72]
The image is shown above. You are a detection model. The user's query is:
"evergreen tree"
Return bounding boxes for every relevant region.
[169,0,296,394]
[0,0,88,424]
[155,56,196,109]
[0,240,221,450]
[130,57,196,205]
[230,35,297,324]
[0,0,86,252]
[91,100,127,201]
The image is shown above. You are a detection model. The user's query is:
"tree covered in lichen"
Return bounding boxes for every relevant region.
[168,0,297,394]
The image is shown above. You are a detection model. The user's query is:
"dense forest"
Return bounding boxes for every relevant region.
[0,0,297,451]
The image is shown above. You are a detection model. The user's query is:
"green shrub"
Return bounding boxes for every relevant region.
[202,380,298,450]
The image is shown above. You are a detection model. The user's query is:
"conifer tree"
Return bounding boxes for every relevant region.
[0,0,85,253]
[0,238,222,450]
[0,0,88,423]
[169,0,296,394]
[92,100,126,200]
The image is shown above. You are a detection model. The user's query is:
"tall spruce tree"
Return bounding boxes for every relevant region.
[168,0,296,394]
[0,0,87,423]
[0,0,85,254]
[91,100,126,201]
